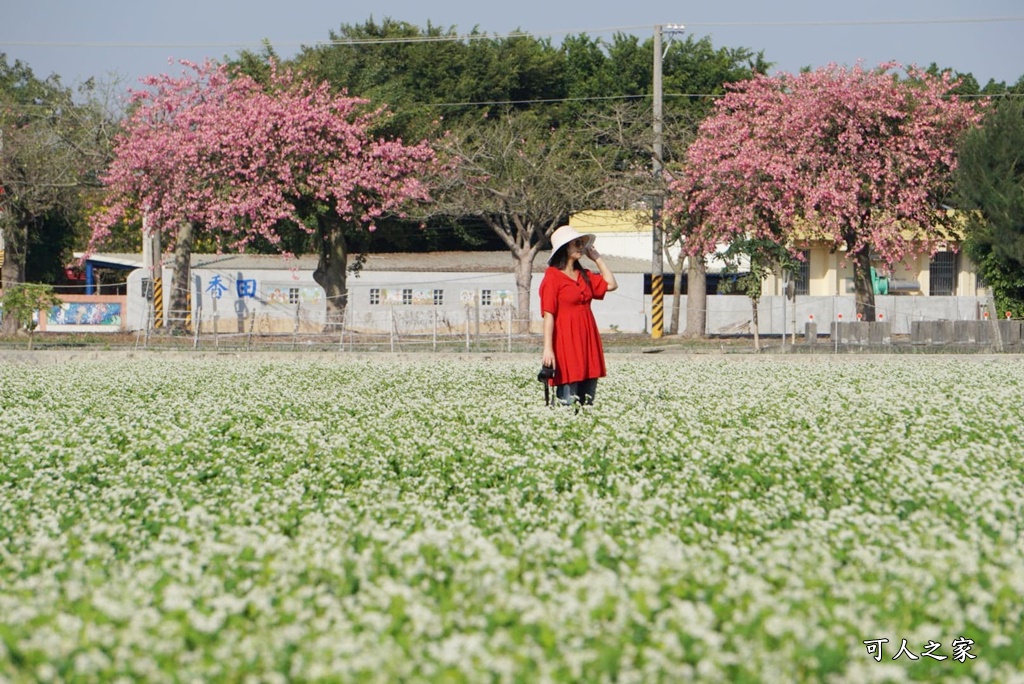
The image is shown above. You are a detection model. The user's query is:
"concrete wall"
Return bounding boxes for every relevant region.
[128,266,329,333]
[121,266,992,337]
[125,267,648,335]
[809,320,1023,349]
[700,295,989,336]
[316,271,647,335]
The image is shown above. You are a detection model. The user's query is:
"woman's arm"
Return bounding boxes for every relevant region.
[586,247,618,292]
[543,312,556,368]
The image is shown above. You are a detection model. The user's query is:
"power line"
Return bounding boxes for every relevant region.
[2,16,1023,50]
[684,16,1024,28]
[4,16,1021,115]
[426,94,658,108]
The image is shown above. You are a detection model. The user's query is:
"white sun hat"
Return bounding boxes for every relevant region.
[547,225,596,264]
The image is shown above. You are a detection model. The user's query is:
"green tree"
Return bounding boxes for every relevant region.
[0,282,60,348]
[560,34,619,119]
[922,63,1024,98]
[604,33,649,99]
[292,18,452,139]
[1,54,113,330]
[953,96,1024,316]
[715,237,796,351]
[290,19,567,137]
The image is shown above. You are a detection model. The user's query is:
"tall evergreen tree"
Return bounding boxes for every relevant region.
[953,96,1024,316]
[1,54,111,321]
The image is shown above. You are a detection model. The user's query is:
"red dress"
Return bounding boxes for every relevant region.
[539,266,608,385]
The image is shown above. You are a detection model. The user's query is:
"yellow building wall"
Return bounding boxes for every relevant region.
[570,210,984,298]
[570,209,650,234]
[958,254,980,295]
[763,244,980,297]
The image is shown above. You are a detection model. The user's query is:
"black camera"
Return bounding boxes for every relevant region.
[537,365,556,382]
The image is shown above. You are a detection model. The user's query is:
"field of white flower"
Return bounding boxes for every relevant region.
[1,354,1023,683]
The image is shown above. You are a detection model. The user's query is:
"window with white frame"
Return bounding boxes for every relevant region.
[288,287,300,305]
[369,288,381,305]
[433,289,444,306]
[402,288,413,305]
[480,289,492,306]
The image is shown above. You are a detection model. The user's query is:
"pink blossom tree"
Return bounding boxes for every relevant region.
[666,63,982,321]
[89,60,436,329]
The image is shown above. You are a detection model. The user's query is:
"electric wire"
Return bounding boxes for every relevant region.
[3,16,1024,50]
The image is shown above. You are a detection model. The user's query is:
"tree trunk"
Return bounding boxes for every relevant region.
[313,220,348,332]
[513,250,535,334]
[683,258,706,338]
[668,253,685,335]
[852,249,876,321]
[168,221,193,333]
[0,222,27,335]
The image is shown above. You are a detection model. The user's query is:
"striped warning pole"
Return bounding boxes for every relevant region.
[142,214,164,330]
[153,278,164,328]
[184,285,192,332]
[651,273,664,339]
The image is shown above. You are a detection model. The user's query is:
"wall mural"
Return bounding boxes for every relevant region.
[48,302,123,326]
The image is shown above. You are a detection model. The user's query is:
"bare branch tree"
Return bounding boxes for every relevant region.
[426,110,621,331]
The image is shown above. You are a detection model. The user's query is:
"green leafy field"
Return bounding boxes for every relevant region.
[1,356,1022,683]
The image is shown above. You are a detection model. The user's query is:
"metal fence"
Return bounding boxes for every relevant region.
[137,300,540,353]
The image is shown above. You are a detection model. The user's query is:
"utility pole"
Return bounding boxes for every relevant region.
[0,129,6,282]
[142,213,163,330]
[651,23,685,340]
[651,25,664,339]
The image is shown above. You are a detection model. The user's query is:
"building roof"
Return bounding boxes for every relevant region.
[76,251,653,274]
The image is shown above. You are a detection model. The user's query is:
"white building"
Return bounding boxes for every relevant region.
[72,212,992,338]
[80,251,652,335]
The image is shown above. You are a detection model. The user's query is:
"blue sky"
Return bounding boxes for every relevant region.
[2,0,1022,94]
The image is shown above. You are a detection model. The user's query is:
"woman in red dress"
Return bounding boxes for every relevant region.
[540,225,618,406]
